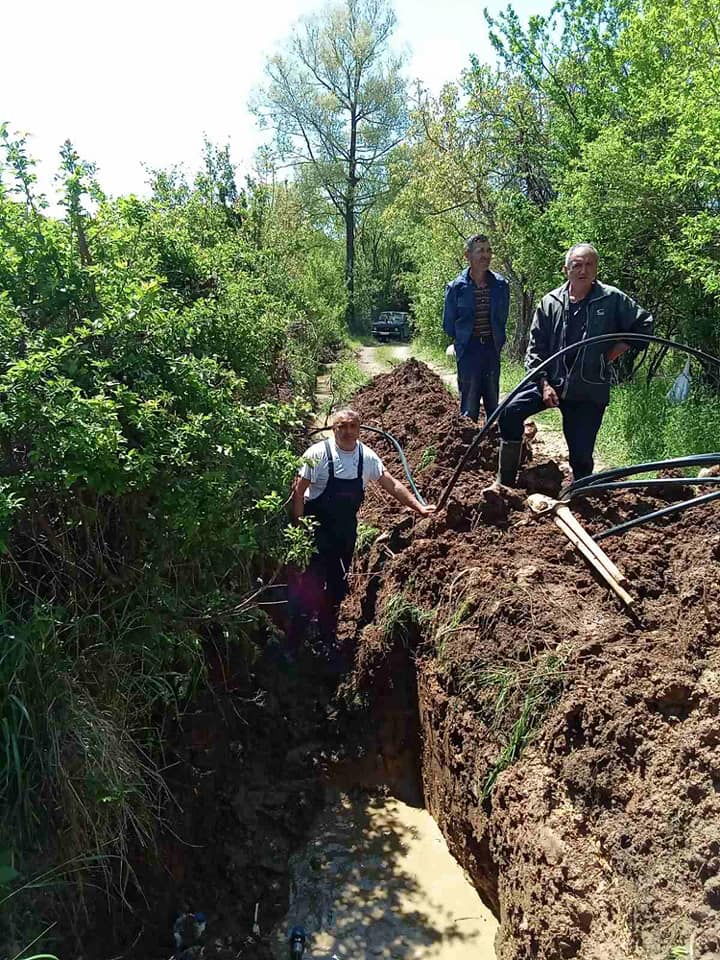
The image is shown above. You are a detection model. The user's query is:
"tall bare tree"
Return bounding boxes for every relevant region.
[253,0,407,329]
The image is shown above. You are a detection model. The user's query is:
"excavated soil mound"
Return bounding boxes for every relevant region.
[341,359,720,960]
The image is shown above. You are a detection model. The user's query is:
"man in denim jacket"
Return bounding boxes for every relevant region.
[443,234,510,422]
[497,243,653,485]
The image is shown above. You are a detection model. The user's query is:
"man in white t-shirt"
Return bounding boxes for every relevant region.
[288,408,434,647]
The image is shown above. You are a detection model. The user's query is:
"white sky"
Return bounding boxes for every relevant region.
[1,0,546,201]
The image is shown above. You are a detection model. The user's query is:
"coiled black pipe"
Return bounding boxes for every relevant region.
[563,476,720,500]
[308,424,426,505]
[596,488,720,540]
[561,453,720,498]
[436,334,720,510]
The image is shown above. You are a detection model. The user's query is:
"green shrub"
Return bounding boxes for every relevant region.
[355,521,380,554]
[0,130,343,947]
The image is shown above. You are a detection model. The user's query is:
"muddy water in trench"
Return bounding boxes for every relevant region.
[270,789,497,959]
[288,347,496,958]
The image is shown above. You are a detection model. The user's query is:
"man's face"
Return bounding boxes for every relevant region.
[564,249,598,287]
[332,418,360,451]
[465,240,492,274]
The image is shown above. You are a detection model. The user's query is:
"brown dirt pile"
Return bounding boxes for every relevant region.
[342,358,720,960]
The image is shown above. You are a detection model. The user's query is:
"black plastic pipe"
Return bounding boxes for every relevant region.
[359,424,426,506]
[564,476,720,500]
[562,453,720,498]
[595,488,720,540]
[436,334,720,510]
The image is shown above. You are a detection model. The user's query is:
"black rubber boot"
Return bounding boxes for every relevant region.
[497,439,523,487]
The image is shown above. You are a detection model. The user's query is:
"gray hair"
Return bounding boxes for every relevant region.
[565,242,599,267]
[332,408,361,427]
[464,233,491,254]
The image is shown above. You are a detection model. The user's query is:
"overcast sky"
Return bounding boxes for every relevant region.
[2,0,546,201]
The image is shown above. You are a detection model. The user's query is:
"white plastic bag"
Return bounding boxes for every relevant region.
[666,358,691,404]
[445,343,456,357]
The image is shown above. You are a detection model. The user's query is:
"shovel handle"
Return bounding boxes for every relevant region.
[553,514,634,607]
[554,504,629,587]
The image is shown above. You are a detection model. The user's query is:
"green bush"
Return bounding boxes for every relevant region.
[0,130,343,946]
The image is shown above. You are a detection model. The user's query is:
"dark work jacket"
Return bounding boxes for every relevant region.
[443,267,510,360]
[525,280,654,405]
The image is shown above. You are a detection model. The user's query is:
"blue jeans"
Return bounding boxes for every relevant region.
[456,339,500,422]
[499,383,606,479]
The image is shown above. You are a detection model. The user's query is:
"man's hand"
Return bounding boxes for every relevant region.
[378,471,435,517]
[606,341,630,363]
[542,381,560,408]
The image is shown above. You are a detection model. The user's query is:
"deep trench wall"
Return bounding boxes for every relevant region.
[418,665,500,916]
[343,359,720,960]
[384,513,720,960]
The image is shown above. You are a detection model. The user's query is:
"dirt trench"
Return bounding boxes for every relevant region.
[337,358,720,960]
[79,356,720,960]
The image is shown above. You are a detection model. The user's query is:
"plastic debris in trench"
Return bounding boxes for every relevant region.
[172,911,207,957]
[667,358,691,404]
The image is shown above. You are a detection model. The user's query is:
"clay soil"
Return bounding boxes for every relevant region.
[340,358,720,960]
[77,358,720,960]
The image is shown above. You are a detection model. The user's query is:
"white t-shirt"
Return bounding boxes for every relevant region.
[299,438,384,501]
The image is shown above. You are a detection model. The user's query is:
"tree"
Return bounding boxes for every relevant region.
[384,68,560,356]
[253,0,407,329]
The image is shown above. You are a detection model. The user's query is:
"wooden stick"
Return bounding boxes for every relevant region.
[527,493,630,591]
[554,503,630,588]
[552,513,634,607]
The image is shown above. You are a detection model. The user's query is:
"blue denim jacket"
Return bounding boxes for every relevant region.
[443,268,510,360]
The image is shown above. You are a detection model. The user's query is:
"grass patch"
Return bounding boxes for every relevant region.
[355,521,380,555]
[599,379,720,466]
[0,598,202,952]
[345,334,376,349]
[380,593,432,647]
[431,570,576,798]
[417,446,437,473]
[458,651,567,799]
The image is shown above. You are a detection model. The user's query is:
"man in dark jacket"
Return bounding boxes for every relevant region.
[443,234,510,422]
[497,243,653,485]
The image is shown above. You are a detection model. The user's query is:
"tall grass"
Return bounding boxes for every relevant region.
[0,591,210,952]
[600,380,720,466]
[380,593,432,647]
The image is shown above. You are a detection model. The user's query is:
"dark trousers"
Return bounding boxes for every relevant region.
[287,536,355,646]
[457,339,500,422]
[498,383,607,479]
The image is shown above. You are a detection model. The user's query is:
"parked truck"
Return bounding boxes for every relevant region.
[371,311,411,342]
